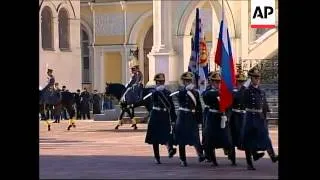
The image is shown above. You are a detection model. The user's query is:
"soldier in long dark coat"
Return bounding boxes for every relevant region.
[74,89,81,119]
[226,72,261,165]
[80,88,91,120]
[241,68,278,170]
[52,83,62,123]
[92,90,101,114]
[173,72,205,167]
[144,73,177,164]
[202,71,234,166]
[202,71,214,162]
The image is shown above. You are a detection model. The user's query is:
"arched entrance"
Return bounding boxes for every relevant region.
[143,26,153,85]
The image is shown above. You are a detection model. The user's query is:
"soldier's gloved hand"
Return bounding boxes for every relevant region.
[221,115,227,128]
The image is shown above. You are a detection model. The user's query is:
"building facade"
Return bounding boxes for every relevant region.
[39,0,81,91]
[39,0,278,92]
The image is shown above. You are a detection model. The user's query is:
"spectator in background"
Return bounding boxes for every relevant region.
[92,90,101,114]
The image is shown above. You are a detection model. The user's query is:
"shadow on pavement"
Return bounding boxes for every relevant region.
[40,155,278,179]
[83,129,148,133]
[40,138,86,144]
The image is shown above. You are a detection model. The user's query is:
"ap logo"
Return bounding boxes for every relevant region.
[251,0,276,28]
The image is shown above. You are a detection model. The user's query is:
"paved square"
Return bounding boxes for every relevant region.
[40,120,278,179]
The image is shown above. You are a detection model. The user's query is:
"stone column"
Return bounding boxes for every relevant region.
[148,0,177,87]
[175,35,192,76]
[53,17,59,51]
[100,50,105,92]
[93,47,101,91]
[240,0,249,58]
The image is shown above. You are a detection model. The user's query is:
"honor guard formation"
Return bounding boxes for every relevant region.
[39,58,278,171]
[140,66,278,170]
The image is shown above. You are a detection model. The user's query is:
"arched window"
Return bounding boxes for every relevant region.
[58,8,70,50]
[81,26,90,83]
[41,6,53,50]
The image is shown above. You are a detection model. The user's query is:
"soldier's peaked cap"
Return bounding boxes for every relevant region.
[180,72,193,80]
[154,73,165,81]
[236,71,247,81]
[248,68,261,77]
[209,71,221,81]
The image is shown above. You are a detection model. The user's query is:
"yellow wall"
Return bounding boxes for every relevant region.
[81,6,91,16]
[95,35,124,45]
[104,52,122,83]
[127,3,152,13]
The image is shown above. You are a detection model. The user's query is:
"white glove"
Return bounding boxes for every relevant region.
[221,115,227,128]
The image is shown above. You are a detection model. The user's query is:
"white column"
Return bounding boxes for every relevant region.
[53,17,59,51]
[151,0,161,52]
[240,0,249,58]
[148,0,177,86]
[175,35,192,75]
[121,46,128,84]
[100,50,105,92]
[93,47,101,91]
[90,46,94,86]
[120,1,127,44]
[158,0,173,53]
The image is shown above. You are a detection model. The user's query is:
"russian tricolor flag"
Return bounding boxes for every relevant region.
[214,19,236,113]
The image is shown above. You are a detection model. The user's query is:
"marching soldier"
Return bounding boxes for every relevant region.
[227,71,263,165]
[241,68,278,170]
[52,83,62,123]
[61,86,68,120]
[144,73,177,164]
[74,89,82,119]
[80,88,91,120]
[202,71,214,162]
[202,71,234,166]
[173,72,205,167]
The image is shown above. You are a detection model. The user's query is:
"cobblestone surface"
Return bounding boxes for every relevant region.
[40,120,278,179]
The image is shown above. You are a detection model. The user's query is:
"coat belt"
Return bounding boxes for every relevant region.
[245,108,262,113]
[232,109,246,113]
[178,107,195,113]
[152,106,167,111]
[208,108,220,113]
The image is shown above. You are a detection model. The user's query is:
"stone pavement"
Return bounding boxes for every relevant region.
[40,120,278,179]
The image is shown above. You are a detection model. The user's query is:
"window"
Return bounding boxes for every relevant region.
[41,6,53,50]
[58,8,70,50]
